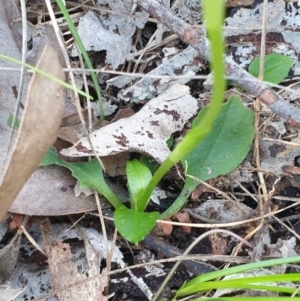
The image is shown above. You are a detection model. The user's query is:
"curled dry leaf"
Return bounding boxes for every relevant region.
[173,212,191,234]
[0,45,64,221]
[153,218,173,236]
[61,83,199,163]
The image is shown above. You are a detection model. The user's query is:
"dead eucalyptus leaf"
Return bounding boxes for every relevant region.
[61,83,199,163]
[0,45,64,221]
[9,165,100,216]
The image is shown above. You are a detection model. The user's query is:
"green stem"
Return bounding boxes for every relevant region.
[0,54,91,99]
[139,0,225,215]
[55,0,104,120]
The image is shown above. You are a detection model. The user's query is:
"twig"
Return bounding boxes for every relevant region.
[134,0,300,129]
[143,233,214,275]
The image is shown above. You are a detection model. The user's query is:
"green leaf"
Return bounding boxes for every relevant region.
[7,113,21,129]
[160,96,254,219]
[177,255,300,297]
[140,155,160,173]
[139,0,226,210]
[248,53,293,84]
[41,147,66,166]
[114,206,159,244]
[126,160,152,211]
[40,148,122,208]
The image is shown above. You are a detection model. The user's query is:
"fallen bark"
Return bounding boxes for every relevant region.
[135,0,300,129]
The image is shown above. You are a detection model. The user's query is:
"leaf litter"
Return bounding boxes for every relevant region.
[1,0,300,300]
[61,83,199,163]
[0,44,65,221]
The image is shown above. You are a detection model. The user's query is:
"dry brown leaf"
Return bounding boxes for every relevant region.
[153,218,173,236]
[8,214,32,230]
[0,45,64,220]
[173,212,191,233]
[191,180,214,200]
[61,83,199,163]
[9,165,102,216]
[100,153,130,176]
[1,0,100,218]
[209,232,228,255]
[59,108,134,175]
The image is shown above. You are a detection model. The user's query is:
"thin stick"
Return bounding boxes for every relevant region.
[135,0,300,128]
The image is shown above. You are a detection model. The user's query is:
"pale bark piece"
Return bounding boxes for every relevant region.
[121,46,204,103]
[61,83,199,163]
[47,240,108,301]
[0,45,64,220]
[0,232,21,283]
[71,3,148,70]
[187,199,254,223]
[0,287,25,301]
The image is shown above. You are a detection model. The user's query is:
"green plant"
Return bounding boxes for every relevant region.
[174,256,300,300]
[0,54,91,99]
[41,0,256,244]
[41,148,122,209]
[248,53,293,84]
[113,0,229,243]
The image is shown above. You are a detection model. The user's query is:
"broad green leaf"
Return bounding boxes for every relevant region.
[126,160,152,211]
[160,96,254,219]
[114,206,159,244]
[248,53,293,84]
[41,148,122,208]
